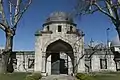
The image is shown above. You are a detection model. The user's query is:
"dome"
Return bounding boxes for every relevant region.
[45,11,73,23]
[111,36,120,47]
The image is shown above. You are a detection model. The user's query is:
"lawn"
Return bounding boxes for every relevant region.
[93,72,120,80]
[93,74,120,80]
[89,72,120,80]
[76,72,120,80]
[0,72,31,80]
[0,72,120,80]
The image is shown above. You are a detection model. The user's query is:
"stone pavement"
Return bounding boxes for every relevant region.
[41,74,77,80]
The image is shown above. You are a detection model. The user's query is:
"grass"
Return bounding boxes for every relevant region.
[92,72,120,80]
[0,72,120,80]
[0,72,31,80]
[76,72,120,80]
[93,75,120,80]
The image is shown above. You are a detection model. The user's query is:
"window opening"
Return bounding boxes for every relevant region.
[47,26,49,31]
[100,59,107,69]
[58,25,62,32]
[70,26,73,32]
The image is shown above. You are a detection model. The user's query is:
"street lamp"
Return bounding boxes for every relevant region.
[106,28,110,48]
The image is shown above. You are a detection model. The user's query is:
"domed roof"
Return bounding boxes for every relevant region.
[45,11,73,23]
[111,36,120,47]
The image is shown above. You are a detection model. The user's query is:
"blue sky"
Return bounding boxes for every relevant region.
[0,0,117,50]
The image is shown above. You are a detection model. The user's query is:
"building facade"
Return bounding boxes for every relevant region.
[85,48,116,72]
[1,11,120,76]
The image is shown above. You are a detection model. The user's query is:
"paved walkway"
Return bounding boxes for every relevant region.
[41,74,77,80]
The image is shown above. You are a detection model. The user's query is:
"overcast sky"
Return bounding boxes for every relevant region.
[0,0,117,50]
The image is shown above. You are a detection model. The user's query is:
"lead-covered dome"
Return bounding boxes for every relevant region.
[45,11,73,23]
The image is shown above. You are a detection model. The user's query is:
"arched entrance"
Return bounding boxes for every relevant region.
[46,39,74,74]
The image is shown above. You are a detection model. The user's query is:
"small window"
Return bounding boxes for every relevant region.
[28,58,34,69]
[58,25,62,32]
[47,26,49,31]
[100,59,107,69]
[116,61,120,71]
[70,26,73,32]
[0,54,2,59]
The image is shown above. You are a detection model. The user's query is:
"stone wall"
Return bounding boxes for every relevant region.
[13,51,35,72]
[85,49,116,72]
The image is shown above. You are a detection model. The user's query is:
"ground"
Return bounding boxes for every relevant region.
[0,72,31,80]
[94,75,120,80]
[92,72,120,80]
[0,72,120,80]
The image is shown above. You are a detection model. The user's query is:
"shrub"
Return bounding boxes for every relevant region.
[25,75,34,80]
[25,72,42,80]
[76,73,95,80]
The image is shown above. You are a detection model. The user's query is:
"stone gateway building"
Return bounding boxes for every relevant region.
[34,12,85,75]
[1,11,120,76]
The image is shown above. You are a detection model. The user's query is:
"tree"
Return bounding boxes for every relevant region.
[0,0,32,73]
[75,0,120,39]
[84,41,107,72]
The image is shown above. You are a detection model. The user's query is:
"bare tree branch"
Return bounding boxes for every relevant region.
[8,0,13,26]
[118,0,120,4]
[0,0,9,27]
[0,23,5,31]
[13,0,32,31]
[93,2,116,22]
[89,6,107,14]
[0,22,9,31]
[14,0,21,25]
[113,6,120,21]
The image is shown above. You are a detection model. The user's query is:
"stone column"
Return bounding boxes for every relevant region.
[46,55,51,75]
[77,58,85,73]
[41,53,46,75]
[107,55,116,71]
[34,36,42,72]
[74,55,77,73]
[77,53,85,73]
[91,55,100,72]
[68,56,72,75]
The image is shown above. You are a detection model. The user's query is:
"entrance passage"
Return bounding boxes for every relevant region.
[51,53,60,74]
[46,39,74,75]
[51,53,68,74]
